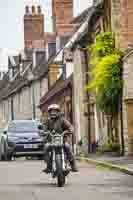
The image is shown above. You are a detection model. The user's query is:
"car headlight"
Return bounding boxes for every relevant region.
[8,141,15,147]
[8,137,17,145]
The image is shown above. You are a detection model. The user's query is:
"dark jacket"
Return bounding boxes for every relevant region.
[43,116,74,142]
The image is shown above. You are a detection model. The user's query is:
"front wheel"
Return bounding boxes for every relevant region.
[57,174,65,187]
[55,154,65,187]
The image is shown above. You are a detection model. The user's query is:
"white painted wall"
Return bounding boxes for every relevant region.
[66,62,74,78]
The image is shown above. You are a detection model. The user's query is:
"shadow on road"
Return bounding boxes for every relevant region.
[3,182,71,188]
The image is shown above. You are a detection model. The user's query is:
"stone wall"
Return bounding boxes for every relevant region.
[111,0,121,46]
[123,48,133,153]
[73,49,89,152]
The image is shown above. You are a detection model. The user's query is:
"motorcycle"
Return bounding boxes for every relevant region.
[45,130,70,187]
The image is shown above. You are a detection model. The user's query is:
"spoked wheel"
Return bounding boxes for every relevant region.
[55,154,65,187]
[57,174,65,187]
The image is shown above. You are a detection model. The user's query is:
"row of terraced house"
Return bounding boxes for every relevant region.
[1,0,133,155]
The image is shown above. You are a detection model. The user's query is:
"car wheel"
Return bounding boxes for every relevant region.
[0,144,2,161]
[0,139,5,161]
[3,142,12,161]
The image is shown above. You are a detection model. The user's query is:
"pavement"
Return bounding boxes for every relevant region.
[78,154,133,175]
[0,160,133,199]
[93,155,133,168]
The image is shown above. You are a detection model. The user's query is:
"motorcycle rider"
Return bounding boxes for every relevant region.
[42,104,78,173]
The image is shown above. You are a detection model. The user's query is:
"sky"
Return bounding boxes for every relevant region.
[0,0,93,69]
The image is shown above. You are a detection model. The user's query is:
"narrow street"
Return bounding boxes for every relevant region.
[0,160,133,200]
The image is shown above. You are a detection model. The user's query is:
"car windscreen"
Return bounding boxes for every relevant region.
[8,122,39,133]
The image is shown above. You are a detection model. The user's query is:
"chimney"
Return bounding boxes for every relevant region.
[24,5,44,49]
[52,0,73,34]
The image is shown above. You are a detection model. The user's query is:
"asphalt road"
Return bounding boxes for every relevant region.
[0,160,133,200]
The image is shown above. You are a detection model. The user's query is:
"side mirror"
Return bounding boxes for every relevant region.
[38,125,43,130]
[3,130,7,135]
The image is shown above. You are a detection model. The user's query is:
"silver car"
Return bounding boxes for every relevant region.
[0,120,44,161]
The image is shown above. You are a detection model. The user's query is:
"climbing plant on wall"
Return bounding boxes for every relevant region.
[86,32,123,143]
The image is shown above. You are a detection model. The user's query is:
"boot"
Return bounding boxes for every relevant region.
[42,160,52,173]
[42,166,51,173]
[70,159,78,172]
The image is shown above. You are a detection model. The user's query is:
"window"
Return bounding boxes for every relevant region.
[8,121,39,133]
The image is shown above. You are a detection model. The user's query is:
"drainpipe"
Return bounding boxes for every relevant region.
[120,63,125,156]
[11,97,14,120]
[71,83,76,154]
[120,93,125,156]
[84,49,91,153]
[32,82,36,120]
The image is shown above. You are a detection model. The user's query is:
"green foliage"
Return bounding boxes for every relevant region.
[77,136,87,146]
[89,32,116,60]
[97,141,120,153]
[86,32,123,115]
[78,138,83,146]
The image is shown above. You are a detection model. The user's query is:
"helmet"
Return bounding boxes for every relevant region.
[48,104,61,119]
[48,104,60,112]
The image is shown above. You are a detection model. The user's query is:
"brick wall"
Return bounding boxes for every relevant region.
[48,63,60,87]
[24,5,44,49]
[120,0,133,49]
[52,0,73,34]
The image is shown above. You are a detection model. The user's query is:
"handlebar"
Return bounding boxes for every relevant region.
[44,130,69,137]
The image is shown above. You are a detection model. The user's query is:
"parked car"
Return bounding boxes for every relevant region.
[0,120,44,161]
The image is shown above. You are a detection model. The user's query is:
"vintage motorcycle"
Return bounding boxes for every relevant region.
[45,130,70,187]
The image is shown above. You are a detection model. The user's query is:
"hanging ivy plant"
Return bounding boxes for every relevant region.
[86,32,123,115]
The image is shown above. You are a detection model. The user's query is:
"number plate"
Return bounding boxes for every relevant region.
[24,144,38,149]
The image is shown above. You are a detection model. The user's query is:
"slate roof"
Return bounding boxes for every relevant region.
[0,48,58,101]
[0,57,32,101]
[13,55,20,66]
[39,74,73,107]
[65,1,103,49]
[70,7,92,25]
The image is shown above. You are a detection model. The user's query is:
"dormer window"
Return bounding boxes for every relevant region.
[33,49,45,67]
[20,63,23,73]
[9,68,13,81]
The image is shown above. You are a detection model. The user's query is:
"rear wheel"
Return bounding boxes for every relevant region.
[55,154,65,187]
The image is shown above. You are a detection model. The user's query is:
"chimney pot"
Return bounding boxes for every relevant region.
[38,5,42,14]
[25,6,29,14]
[32,5,36,14]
